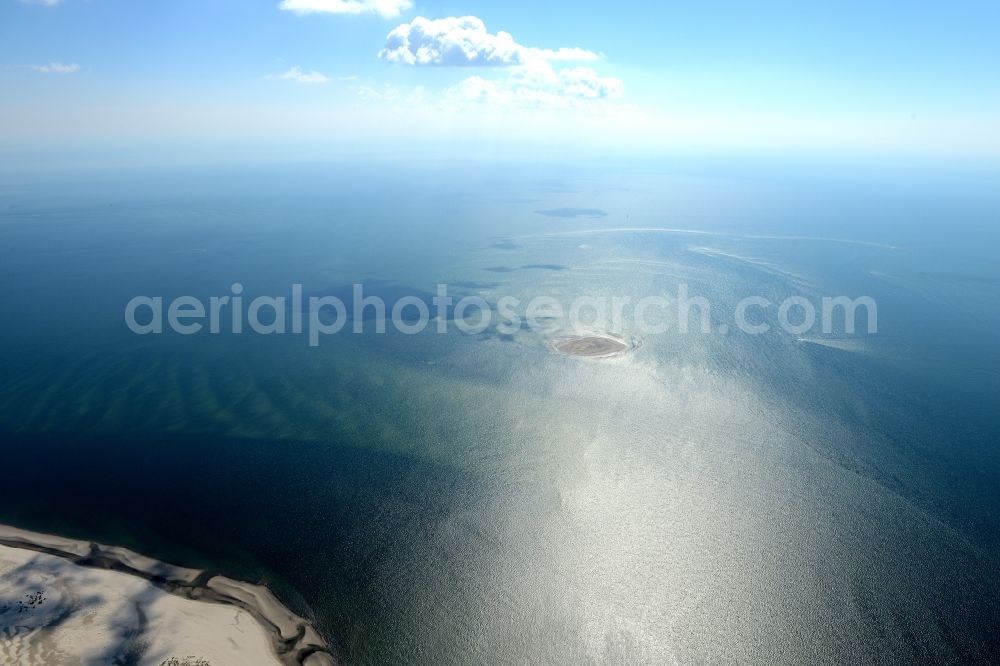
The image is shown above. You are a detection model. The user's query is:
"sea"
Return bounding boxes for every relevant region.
[0,156,998,663]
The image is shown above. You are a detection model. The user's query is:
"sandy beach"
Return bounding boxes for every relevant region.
[0,524,335,666]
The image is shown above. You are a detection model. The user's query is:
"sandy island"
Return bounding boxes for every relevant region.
[0,524,336,666]
[548,332,631,358]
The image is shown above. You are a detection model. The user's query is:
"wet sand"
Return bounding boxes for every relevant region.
[548,333,630,358]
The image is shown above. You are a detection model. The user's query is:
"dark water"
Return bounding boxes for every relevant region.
[1,160,998,663]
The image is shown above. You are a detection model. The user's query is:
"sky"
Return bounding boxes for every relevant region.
[2,0,999,165]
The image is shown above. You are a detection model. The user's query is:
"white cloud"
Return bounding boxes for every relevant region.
[556,66,624,100]
[379,16,599,67]
[18,0,64,5]
[279,0,411,18]
[448,63,624,110]
[268,66,331,84]
[376,16,619,110]
[380,16,521,66]
[32,62,80,74]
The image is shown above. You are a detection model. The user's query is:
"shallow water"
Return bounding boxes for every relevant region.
[1,160,998,663]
